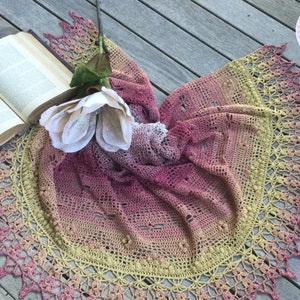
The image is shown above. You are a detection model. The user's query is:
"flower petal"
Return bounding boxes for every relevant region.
[98,106,132,151]
[62,111,95,144]
[67,92,110,115]
[95,112,120,152]
[50,117,95,153]
[66,95,90,112]
[48,131,63,149]
[108,112,133,149]
[40,99,82,133]
[81,92,110,114]
[63,129,94,152]
[40,106,61,127]
[120,116,133,148]
[42,109,71,133]
[101,87,133,117]
[41,98,81,119]
[96,131,119,152]
[102,108,127,147]
[40,88,134,153]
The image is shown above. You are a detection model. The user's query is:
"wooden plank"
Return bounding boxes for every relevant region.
[287,240,300,286]
[0,274,42,300]
[0,1,64,37]
[246,0,300,29]
[0,274,21,300]
[0,254,17,299]
[99,0,230,73]
[0,286,14,300]
[256,277,300,300]
[35,0,201,102]
[140,0,260,59]
[193,0,300,63]
[0,17,19,38]
[36,0,229,76]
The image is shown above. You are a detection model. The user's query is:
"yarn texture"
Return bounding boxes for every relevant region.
[0,12,299,300]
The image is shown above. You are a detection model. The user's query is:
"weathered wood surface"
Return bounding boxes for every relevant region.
[193,0,299,62]
[245,0,300,29]
[0,0,299,299]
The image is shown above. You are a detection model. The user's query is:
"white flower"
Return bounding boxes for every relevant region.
[39,87,134,153]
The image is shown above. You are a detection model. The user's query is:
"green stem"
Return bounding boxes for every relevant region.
[96,0,109,55]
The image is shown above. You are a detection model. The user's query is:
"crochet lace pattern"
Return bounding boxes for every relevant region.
[0,12,299,300]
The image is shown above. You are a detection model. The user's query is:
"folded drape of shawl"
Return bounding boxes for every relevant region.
[0,12,299,300]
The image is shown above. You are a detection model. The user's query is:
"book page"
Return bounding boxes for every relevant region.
[0,97,25,144]
[0,97,24,133]
[0,32,73,121]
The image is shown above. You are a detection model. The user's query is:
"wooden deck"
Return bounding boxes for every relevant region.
[0,0,300,299]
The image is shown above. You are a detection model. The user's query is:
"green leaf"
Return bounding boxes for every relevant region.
[70,64,99,87]
[87,52,112,77]
[70,52,112,90]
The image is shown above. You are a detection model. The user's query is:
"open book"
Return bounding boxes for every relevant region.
[0,31,76,145]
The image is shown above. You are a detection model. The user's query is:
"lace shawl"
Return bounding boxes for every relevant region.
[0,12,299,300]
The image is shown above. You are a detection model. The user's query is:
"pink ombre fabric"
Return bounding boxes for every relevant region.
[0,12,299,300]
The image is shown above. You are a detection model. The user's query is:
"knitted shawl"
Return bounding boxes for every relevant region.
[0,12,299,300]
